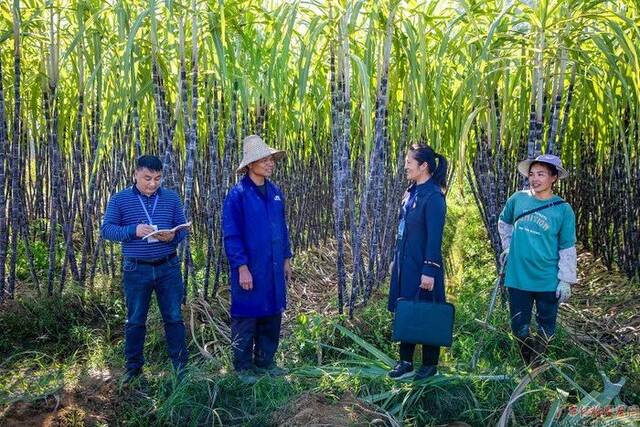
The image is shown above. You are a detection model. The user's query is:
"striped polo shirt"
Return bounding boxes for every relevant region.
[101,185,188,259]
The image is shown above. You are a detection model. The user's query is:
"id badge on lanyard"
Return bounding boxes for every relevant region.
[138,195,160,243]
[397,191,417,241]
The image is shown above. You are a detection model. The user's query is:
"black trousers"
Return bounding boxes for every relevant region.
[231,313,282,371]
[508,287,559,339]
[399,342,440,366]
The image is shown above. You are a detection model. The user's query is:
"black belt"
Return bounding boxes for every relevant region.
[127,252,177,266]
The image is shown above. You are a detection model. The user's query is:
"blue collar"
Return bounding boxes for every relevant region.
[242,174,270,197]
[242,173,269,189]
[132,184,162,198]
[411,179,440,195]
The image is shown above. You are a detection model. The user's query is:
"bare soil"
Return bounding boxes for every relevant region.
[0,368,119,427]
[271,392,394,426]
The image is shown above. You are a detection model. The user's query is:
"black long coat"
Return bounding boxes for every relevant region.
[388,180,447,312]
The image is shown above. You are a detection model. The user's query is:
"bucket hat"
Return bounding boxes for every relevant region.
[517,154,569,179]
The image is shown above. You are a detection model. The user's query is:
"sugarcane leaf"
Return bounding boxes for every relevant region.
[334,323,395,367]
[542,389,569,427]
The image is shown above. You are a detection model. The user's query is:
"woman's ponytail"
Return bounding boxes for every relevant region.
[432,153,448,190]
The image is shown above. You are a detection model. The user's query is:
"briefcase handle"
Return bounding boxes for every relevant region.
[414,288,436,302]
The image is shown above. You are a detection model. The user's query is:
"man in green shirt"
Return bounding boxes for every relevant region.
[498,154,577,365]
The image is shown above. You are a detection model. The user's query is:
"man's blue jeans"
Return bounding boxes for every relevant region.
[122,256,188,374]
[508,287,559,339]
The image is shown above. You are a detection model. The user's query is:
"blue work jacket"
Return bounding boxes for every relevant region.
[222,174,293,317]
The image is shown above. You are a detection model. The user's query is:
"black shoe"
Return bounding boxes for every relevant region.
[530,334,549,368]
[516,336,534,365]
[387,361,414,380]
[123,370,148,392]
[237,368,258,385]
[172,362,188,381]
[256,363,288,377]
[414,365,437,381]
[124,368,143,384]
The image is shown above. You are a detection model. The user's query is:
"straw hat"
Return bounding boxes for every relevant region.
[236,135,286,174]
[517,154,569,179]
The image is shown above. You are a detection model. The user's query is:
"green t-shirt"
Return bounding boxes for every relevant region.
[499,190,576,292]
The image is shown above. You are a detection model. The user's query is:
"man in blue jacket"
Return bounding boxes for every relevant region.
[223,135,293,383]
[101,155,190,382]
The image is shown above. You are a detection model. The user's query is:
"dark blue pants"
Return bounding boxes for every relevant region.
[400,342,440,366]
[508,287,559,339]
[231,314,282,371]
[122,256,188,374]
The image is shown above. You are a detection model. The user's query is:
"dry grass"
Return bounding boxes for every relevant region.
[561,248,640,359]
[285,238,345,321]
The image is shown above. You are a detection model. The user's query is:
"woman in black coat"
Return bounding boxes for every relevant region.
[388,143,448,381]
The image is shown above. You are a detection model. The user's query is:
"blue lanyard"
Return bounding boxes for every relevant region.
[138,194,159,225]
[401,189,417,220]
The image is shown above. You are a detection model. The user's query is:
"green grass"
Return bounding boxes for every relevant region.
[1,191,638,426]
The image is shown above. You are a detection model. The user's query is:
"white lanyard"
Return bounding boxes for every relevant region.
[138,194,159,225]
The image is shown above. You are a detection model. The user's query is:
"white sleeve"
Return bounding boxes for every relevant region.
[498,219,514,251]
[558,246,577,284]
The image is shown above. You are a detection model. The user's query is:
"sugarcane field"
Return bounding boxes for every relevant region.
[1,0,640,425]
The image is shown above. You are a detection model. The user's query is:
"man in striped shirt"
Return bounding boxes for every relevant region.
[101,155,189,382]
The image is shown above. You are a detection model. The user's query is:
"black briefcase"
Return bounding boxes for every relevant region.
[392,290,455,347]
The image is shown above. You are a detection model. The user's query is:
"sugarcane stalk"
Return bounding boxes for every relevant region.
[0,48,9,303]
[224,82,238,194]
[351,4,396,317]
[362,6,395,307]
[556,64,576,155]
[526,29,544,162]
[330,40,346,314]
[60,39,86,290]
[547,49,567,155]
[204,77,221,297]
[534,30,545,157]
[379,101,410,276]
[8,0,23,299]
[80,45,104,286]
